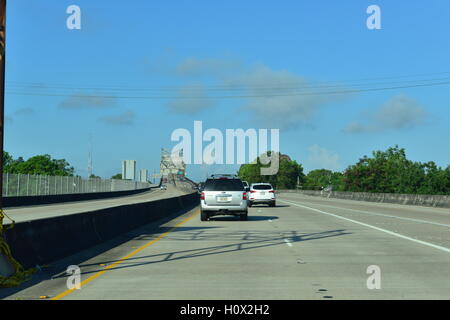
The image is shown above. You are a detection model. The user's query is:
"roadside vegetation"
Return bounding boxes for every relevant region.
[238,152,305,189]
[238,146,450,195]
[3,152,74,176]
[4,146,448,195]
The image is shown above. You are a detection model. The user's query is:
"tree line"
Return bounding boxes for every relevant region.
[238,146,450,195]
[3,151,75,176]
[2,151,123,179]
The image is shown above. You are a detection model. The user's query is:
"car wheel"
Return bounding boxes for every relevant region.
[240,212,248,221]
[248,202,253,207]
[270,201,276,207]
[201,211,209,221]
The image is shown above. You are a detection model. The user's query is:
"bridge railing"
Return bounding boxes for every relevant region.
[2,173,150,197]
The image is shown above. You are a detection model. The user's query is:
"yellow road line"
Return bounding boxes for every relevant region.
[51,209,200,300]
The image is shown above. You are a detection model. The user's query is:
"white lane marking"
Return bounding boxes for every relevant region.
[284,238,293,247]
[282,197,450,228]
[280,199,450,254]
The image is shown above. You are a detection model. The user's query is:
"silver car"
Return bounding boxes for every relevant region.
[200,175,248,221]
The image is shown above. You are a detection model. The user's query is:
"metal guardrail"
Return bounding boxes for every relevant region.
[2,173,150,197]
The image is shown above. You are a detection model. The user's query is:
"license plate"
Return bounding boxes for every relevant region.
[260,192,265,195]
[217,197,230,202]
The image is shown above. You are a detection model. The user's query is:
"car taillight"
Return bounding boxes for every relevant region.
[269,190,275,193]
[243,192,247,200]
[250,190,256,193]
[201,192,205,200]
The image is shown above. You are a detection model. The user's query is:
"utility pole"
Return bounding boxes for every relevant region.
[0,1,33,283]
[87,133,93,178]
[0,0,6,209]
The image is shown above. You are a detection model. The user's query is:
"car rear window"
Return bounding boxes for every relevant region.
[204,179,244,191]
[252,184,272,190]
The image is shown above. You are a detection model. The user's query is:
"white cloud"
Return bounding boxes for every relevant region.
[376,95,427,129]
[166,83,214,114]
[5,108,35,125]
[13,107,34,116]
[59,93,117,109]
[175,57,242,78]
[142,52,242,79]
[225,65,342,129]
[153,54,347,125]
[306,144,341,172]
[99,111,135,126]
[343,95,428,133]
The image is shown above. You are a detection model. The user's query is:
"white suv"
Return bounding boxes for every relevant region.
[200,175,248,221]
[249,183,276,207]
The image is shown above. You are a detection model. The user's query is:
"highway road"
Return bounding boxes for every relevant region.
[4,184,188,224]
[1,192,449,300]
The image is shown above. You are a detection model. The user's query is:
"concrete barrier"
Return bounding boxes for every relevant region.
[279,190,450,208]
[3,193,199,269]
[3,187,151,208]
[0,253,14,277]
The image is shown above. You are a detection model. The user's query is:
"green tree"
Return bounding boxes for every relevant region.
[303,169,344,191]
[111,173,122,180]
[3,151,13,168]
[417,162,449,195]
[238,153,305,189]
[343,146,449,195]
[5,154,74,176]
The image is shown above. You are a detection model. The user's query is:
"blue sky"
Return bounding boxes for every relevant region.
[4,0,450,182]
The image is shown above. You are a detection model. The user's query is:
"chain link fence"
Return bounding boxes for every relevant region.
[2,173,150,197]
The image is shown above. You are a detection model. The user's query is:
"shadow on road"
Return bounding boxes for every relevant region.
[209,215,279,222]
[250,204,290,208]
[0,206,349,298]
[0,208,205,299]
[68,228,351,278]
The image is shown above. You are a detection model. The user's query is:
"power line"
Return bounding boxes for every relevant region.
[6,76,450,93]
[5,80,450,100]
[7,70,450,90]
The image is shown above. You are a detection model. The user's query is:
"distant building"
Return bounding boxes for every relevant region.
[122,160,136,180]
[139,169,148,183]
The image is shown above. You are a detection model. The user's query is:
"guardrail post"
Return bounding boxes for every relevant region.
[17,173,20,196]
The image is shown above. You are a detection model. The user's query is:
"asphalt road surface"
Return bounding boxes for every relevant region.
[2,192,449,300]
[4,185,187,224]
